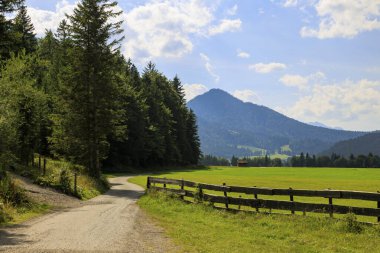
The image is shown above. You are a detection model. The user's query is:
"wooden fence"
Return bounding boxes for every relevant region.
[147,177,380,223]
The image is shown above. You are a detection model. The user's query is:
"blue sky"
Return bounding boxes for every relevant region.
[26,0,380,131]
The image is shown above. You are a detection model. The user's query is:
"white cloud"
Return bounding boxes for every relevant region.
[280,74,309,89]
[208,19,242,36]
[200,53,220,83]
[123,0,214,61]
[282,79,380,131]
[279,71,325,90]
[227,4,238,16]
[283,0,298,7]
[233,89,260,103]
[28,0,76,37]
[183,83,209,101]
[237,49,250,59]
[300,0,380,39]
[249,62,287,74]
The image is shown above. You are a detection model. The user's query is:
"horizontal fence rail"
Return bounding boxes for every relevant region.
[147,177,380,222]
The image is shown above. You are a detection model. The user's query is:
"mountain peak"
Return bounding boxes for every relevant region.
[188,88,365,157]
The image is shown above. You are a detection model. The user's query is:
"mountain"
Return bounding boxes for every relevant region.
[321,132,380,157]
[188,89,365,157]
[308,122,343,130]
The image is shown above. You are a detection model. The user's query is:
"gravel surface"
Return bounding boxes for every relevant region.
[10,174,83,209]
[0,176,178,253]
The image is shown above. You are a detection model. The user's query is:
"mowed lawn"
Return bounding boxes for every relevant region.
[130,167,380,253]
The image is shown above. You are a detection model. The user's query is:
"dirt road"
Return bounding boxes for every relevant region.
[0,176,176,253]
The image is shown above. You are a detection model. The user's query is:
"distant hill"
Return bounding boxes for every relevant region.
[308,122,343,130]
[321,132,380,157]
[188,89,365,157]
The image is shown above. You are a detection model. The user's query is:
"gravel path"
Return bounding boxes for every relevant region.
[0,176,178,253]
[10,174,83,209]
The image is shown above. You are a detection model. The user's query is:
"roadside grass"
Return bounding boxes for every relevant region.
[129,166,380,223]
[139,191,380,253]
[13,157,109,200]
[1,202,50,226]
[0,172,51,226]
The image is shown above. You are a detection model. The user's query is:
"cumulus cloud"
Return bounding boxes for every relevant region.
[282,79,380,131]
[227,4,238,16]
[200,53,220,82]
[123,0,213,61]
[28,0,76,36]
[237,49,250,59]
[27,0,243,62]
[279,71,325,90]
[183,83,209,101]
[208,19,242,36]
[283,0,298,7]
[233,89,260,103]
[300,0,380,39]
[249,62,287,74]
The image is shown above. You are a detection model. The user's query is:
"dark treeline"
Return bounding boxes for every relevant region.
[199,155,230,166]
[231,155,283,167]
[290,153,380,168]
[0,0,201,178]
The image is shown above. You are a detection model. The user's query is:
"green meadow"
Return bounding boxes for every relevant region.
[130,166,380,252]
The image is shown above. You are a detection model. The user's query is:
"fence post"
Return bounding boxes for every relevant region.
[289,187,295,214]
[180,179,184,200]
[377,191,380,223]
[223,182,229,209]
[146,177,151,189]
[238,195,242,210]
[43,158,46,176]
[163,177,166,188]
[329,197,333,218]
[74,172,77,195]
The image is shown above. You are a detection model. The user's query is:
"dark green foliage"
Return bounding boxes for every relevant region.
[290,153,380,168]
[343,213,363,234]
[59,170,71,193]
[321,132,380,157]
[0,0,23,61]
[188,89,365,157]
[200,155,230,166]
[0,172,28,206]
[0,0,201,180]
[12,5,37,54]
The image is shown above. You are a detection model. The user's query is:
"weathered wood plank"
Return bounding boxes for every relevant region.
[148,177,380,201]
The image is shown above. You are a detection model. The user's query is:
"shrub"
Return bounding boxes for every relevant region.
[59,170,72,194]
[343,213,363,233]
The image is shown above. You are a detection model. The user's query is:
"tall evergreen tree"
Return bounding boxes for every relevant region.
[54,0,124,178]
[0,0,23,61]
[13,4,37,53]
[186,109,201,164]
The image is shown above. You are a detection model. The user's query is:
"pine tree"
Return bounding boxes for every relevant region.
[186,109,201,164]
[0,0,23,61]
[13,4,37,53]
[55,0,124,178]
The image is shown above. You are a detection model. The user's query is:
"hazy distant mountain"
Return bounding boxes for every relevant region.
[308,122,343,130]
[188,89,365,157]
[321,132,380,157]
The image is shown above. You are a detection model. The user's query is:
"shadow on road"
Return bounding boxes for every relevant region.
[0,225,33,246]
[103,188,145,201]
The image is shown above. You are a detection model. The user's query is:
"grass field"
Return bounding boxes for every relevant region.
[130,166,380,252]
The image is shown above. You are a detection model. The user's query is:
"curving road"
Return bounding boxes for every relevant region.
[0,176,176,253]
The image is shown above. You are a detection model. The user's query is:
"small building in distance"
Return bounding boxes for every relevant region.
[237,160,248,167]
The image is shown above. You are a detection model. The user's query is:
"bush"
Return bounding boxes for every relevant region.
[0,172,29,206]
[59,170,72,194]
[343,213,363,233]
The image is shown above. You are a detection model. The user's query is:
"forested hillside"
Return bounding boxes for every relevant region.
[0,0,201,178]
[321,132,380,157]
[188,89,365,157]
